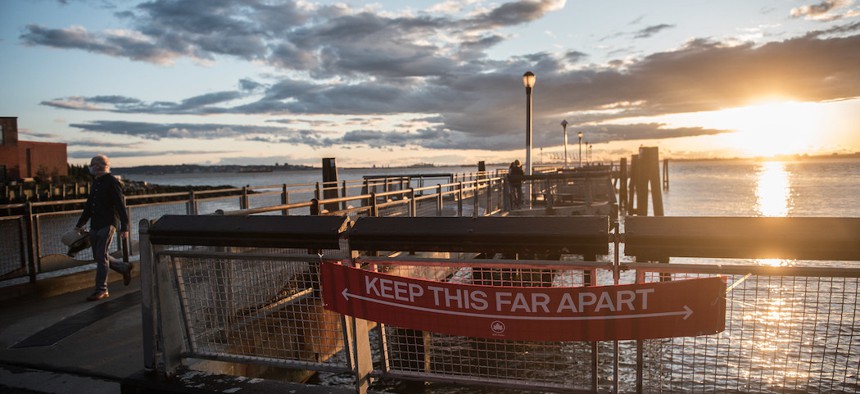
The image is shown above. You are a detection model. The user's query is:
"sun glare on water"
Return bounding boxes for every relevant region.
[755,161,793,266]
[723,101,821,157]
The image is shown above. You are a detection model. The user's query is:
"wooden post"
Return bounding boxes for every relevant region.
[634,153,648,216]
[619,157,628,212]
[370,194,379,217]
[639,147,664,217]
[310,198,321,216]
[663,158,669,190]
[362,179,370,208]
[322,158,340,213]
[629,154,638,214]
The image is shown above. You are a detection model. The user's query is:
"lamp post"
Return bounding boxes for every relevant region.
[523,71,535,208]
[588,143,593,165]
[578,131,583,168]
[561,120,568,169]
[584,141,589,166]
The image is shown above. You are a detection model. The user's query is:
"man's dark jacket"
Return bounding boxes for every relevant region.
[76,174,129,232]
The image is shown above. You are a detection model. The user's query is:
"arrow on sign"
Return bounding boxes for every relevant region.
[341,289,694,321]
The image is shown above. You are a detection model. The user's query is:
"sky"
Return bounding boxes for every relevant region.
[1,0,859,167]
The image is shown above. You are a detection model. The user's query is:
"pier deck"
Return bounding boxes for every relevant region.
[0,269,361,393]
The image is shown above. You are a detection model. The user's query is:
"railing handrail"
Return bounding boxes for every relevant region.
[218,201,314,216]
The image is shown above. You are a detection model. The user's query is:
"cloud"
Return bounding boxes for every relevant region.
[790,0,856,21]
[20,25,180,64]
[17,129,59,139]
[68,149,235,159]
[67,138,136,148]
[24,2,860,153]
[633,24,675,39]
[70,120,306,141]
[44,91,246,114]
[467,0,566,29]
[21,0,563,78]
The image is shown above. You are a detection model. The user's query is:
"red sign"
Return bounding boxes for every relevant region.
[321,261,726,341]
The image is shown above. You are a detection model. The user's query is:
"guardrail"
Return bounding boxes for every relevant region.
[141,215,860,393]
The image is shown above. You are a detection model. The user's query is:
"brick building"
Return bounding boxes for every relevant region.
[1,117,68,183]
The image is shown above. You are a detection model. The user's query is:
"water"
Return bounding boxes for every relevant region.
[121,165,502,188]
[661,158,860,217]
[124,158,860,218]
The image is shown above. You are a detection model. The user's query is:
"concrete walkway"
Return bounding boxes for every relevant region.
[0,266,360,394]
[0,270,143,393]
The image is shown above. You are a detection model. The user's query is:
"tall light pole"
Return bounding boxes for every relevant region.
[584,141,589,166]
[561,119,568,169]
[578,131,583,168]
[588,143,593,165]
[523,71,535,207]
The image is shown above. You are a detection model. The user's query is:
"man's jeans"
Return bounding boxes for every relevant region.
[91,225,129,292]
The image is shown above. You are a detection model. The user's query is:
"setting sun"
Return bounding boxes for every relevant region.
[721,101,823,157]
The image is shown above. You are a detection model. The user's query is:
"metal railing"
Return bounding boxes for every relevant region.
[0,175,506,286]
[628,263,860,393]
[168,248,353,375]
[142,215,860,393]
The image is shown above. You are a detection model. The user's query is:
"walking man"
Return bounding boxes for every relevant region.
[75,155,132,301]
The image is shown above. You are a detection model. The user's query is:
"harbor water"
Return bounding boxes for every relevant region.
[126,158,860,219]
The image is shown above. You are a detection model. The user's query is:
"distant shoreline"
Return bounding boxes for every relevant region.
[112,152,860,176]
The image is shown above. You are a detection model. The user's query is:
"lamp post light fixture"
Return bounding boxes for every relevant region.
[577,131,583,168]
[561,119,569,169]
[523,71,536,208]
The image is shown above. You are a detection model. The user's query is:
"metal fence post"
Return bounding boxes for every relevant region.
[24,202,38,283]
[485,180,492,215]
[436,185,443,216]
[457,182,464,217]
[472,181,479,218]
[154,238,185,377]
[122,204,131,262]
[241,186,250,210]
[187,190,198,215]
[281,184,290,216]
[139,219,156,372]
[342,180,348,211]
[17,216,28,280]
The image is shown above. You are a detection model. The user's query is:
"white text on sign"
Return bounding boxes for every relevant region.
[364,276,655,314]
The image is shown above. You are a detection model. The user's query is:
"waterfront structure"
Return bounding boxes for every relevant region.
[0,117,68,182]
